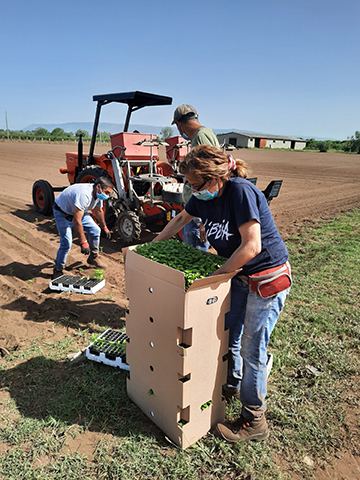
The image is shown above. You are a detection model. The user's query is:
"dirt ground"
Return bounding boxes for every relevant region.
[0,141,360,478]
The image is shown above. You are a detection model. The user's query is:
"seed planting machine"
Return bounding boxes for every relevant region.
[32,90,283,244]
[32,91,189,243]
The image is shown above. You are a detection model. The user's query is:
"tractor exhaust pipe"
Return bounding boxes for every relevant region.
[78,133,83,169]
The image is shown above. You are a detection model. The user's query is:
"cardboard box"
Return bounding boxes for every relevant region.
[124,246,233,448]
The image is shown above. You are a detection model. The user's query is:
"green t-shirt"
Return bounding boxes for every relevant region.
[191,127,220,149]
[183,128,220,203]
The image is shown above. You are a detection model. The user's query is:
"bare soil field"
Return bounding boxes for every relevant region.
[0,141,360,477]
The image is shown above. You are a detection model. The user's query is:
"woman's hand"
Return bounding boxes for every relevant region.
[199,222,207,243]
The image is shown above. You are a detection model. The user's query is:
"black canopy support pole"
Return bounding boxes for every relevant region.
[89,102,102,164]
[124,105,133,132]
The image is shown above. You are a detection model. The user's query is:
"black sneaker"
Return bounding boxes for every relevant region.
[52,269,64,280]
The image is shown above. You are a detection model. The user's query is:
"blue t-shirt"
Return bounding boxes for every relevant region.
[185,177,288,276]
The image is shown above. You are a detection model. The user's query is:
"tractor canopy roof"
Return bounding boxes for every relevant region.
[93,91,172,109]
[88,91,173,160]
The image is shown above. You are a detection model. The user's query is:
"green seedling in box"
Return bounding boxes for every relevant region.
[200,400,213,411]
[135,239,227,289]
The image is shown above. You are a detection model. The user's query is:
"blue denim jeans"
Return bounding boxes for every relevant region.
[225,275,290,419]
[182,218,210,252]
[53,209,101,271]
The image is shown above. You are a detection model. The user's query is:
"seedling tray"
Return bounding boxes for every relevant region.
[49,275,105,294]
[86,329,129,371]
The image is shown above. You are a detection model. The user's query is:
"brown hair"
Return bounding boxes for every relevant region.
[179,144,251,182]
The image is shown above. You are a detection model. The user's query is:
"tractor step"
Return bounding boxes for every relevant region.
[85,329,129,371]
[49,274,105,294]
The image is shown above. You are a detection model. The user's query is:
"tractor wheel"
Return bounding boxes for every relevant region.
[32,180,54,216]
[116,211,142,244]
[75,166,116,228]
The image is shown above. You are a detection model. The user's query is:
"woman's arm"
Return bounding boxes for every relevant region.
[212,219,261,275]
[153,209,194,242]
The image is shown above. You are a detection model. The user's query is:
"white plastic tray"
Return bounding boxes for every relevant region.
[49,275,105,294]
[85,329,130,371]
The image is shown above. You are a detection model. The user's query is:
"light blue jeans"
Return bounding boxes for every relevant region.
[225,275,290,419]
[53,209,101,271]
[182,218,210,252]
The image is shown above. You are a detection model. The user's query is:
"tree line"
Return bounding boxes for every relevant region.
[0,127,110,142]
[305,131,360,153]
[0,126,174,142]
[1,126,360,153]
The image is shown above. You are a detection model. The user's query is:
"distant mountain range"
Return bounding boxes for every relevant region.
[22,122,261,137]
[22,122,326,140]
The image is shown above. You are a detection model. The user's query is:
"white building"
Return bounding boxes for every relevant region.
[217,132,306,150]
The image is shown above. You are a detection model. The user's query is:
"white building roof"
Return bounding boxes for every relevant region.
[218,132,306,142]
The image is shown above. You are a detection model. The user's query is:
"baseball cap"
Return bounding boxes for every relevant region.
[171,104,198,124]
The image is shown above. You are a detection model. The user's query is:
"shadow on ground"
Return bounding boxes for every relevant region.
[0,355,165,444]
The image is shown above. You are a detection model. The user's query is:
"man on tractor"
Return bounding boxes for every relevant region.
[172,104,220,252]
[52,177,115,279]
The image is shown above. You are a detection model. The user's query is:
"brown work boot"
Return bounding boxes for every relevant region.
[87,252,107,269]
[215,414,269,443]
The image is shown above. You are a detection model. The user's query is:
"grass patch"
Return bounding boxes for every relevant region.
[0,210,359,479]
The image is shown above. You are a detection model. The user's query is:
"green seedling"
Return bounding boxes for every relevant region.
[100,246,103,252]
[35,218,38,223]
[93,337,106,350]
[148,389,154,396]
[28,280,33,286]
[90,333,99,343]
[9,267,14,276]
[22,234,26,241]
[200,400,213,411]
[93,269,104,281]
[135,239,227,288]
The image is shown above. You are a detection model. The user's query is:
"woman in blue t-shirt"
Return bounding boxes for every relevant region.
[153,144,291,443]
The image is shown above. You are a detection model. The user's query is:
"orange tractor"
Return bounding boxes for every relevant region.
[32,91,187,243]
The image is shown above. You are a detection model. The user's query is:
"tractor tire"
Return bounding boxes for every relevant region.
[116,211,142,244]
[75,166,116,228]
[32,180,54,216]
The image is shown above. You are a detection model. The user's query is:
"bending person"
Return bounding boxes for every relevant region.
[153,144,291,443]
[52,177,114,279]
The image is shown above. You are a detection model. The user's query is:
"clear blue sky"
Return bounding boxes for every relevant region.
[1,0,359,139]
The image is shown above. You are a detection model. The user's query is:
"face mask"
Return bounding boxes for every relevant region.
[192,188,219,201]
[97,187,109,201]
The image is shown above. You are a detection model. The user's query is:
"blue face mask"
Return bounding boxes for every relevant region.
[192,188,219,201]
[96,187,109,201]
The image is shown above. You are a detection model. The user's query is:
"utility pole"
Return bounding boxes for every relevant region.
[5,111,9,140]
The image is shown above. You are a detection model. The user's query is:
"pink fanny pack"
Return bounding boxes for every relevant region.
[241,262,291,299]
